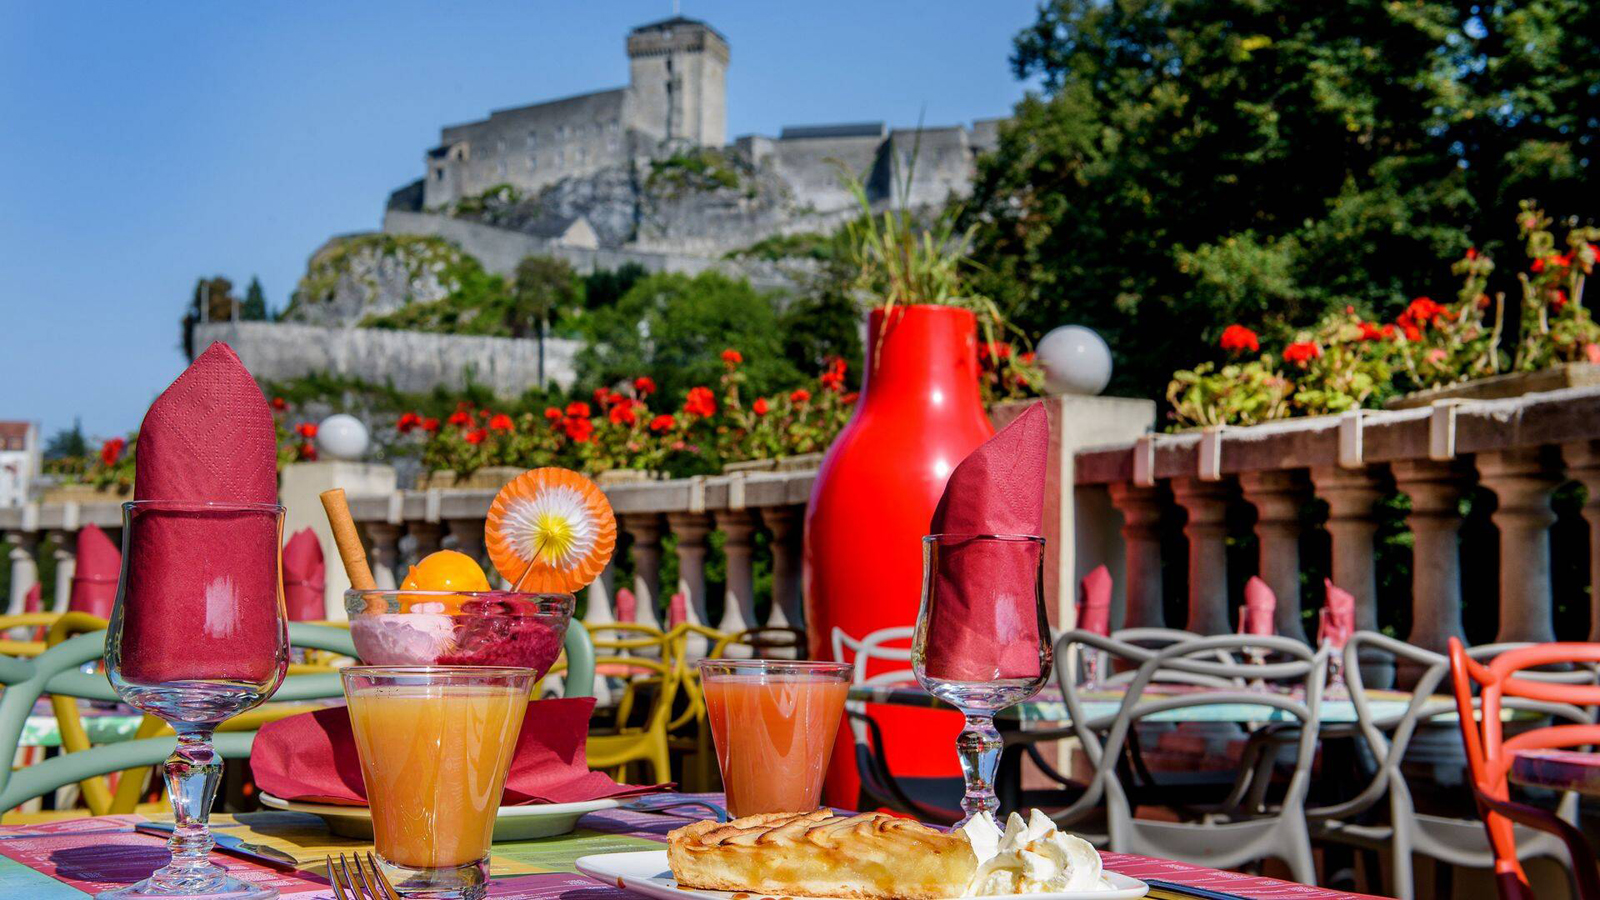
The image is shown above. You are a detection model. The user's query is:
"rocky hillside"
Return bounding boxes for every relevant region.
[281,234,498,327]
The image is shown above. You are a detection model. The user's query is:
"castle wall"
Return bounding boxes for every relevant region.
[194,321,582,396]
[884,126,975,207]
[762,134,886,214]
[426,88,630,209]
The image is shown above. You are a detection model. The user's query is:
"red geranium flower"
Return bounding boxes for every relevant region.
[1356,322,1386,342]
[593,387,611,405]
[633,376,656,396]
[488,413,514,432]
[721,348,743,367]
[609,401,637,425]
[464,428,487,445]
[752,397,770,416]
[820,357,848,391]
[683,386,716,417]
[842,391,860,405]
[421,417,440,432]
[563,417,594,442]
[295,422,318,439]
[544,407,562,421]
[1403,297,1445,326]
[270,396,287,411]
[397,412,422,433]
[100,437,125,467]
[1219,324,1260,354]
[1282,342,1321,367]
[790,388,811,404]
[649,414,676,433]
[447,410,472,426]
[1551,289,1569,311]
[298,442,317,462]
[565,401,591,419]
[1466,247,1478,260]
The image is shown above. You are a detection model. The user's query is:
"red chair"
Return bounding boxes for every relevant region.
[1448,638,1600,899]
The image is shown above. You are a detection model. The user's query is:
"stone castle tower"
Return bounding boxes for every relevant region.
[626,17,728,147]
[419,17,728,210]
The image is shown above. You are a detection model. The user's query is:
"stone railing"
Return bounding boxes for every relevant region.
[1071,384,1600,662]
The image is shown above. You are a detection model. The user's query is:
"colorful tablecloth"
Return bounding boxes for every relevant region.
[1509,748,1600,796]
[0,795,1382,899]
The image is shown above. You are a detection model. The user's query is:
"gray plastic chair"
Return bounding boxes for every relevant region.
[1308,631,1595,900]
[1054,630,1328,884]
[0,622,356,813]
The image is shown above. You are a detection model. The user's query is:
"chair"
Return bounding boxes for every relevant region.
[0,613,64,658]
[1310,632,1597,899]
[1448,639,1600,900]
[583,622,681,785]
[1054,631,1327,884]
[0,621,355,817]
[832,625,963,822]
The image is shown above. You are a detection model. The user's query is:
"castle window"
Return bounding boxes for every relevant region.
[434,169,444,181]
[529,155,537,171]
[527,131,538,149]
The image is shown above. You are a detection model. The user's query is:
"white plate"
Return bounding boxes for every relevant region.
[575,849,1148,900]
[259,793,621,841]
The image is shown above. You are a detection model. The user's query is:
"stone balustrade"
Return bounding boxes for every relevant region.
[10,384,1600,673]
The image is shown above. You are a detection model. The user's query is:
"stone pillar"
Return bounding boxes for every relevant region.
[363,523,402,591]
[1239,470,1311,643]
[1170,478,1232,635]
[714,509,756,656]
[1477,447,1562,644]
[1312,465,1391,685]
[760,505,805,633]
[619,514,664,630]
[584,563,617,627]
[1392,459,1471,654]
[48,529,78,615]
[408,521,442,562]
[667,511,713,657]
[6,531,39,617]
[1563,441,1600,641]
[446,518,487,570]
[1107,482,1165,630]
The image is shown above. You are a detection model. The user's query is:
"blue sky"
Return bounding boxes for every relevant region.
[0,1,1040,442]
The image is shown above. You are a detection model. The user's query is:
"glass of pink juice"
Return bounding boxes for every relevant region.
[699,660,852,817]
[341,666,535,900]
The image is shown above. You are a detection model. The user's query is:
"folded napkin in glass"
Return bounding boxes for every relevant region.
[252,696,669,805]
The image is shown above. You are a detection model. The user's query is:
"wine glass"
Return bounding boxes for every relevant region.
[911,533,1050,825]
[102,500,290,900]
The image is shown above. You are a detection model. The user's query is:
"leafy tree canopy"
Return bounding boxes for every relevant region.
[241,276,268,321]
[43,419,88,460]
[967,0,1600,399]
[576,271,801,403]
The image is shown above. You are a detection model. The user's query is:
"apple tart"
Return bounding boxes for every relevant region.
[668,810,978,900]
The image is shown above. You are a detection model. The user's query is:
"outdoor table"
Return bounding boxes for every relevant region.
[1508,748,1600,796]
[0,793,1384,899]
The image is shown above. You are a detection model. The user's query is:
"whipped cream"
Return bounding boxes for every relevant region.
[959,810,1112,895]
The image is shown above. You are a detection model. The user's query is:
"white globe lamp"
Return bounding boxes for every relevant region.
[1037,325,1113,396]
[315,414,370,461]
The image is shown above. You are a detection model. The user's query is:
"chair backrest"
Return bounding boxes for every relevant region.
[1054,630,1326,829]
[711,626,805,660]
[0,613,63,657]
[587,622,683,734]
[830,626,914,746]
[1449,638,1600,892]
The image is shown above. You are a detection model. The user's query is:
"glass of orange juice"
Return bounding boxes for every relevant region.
[341,666,535,900]
[699,660,852,817]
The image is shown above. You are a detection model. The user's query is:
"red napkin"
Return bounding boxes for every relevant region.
[667,592,687,628]
[250,697,667,806]
[22,582,41,614]
[282,528,326,621]
[69,524,121,619]
[923,402,1050,682]
[1077,565,1112,636]
[1239,576,1276,637]
[614,587,637,623]
[1319,579,1355,651]
[122,342,281,684]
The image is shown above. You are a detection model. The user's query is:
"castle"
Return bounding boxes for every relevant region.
[410,16,1003,219]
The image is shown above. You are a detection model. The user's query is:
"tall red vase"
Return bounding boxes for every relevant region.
[804,304,995,808]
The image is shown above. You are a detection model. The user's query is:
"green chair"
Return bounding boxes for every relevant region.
[0,622,355,816]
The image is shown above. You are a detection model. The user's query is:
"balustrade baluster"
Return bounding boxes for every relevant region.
[714,509,756,657]
[446,518,488,571]
[619,513,664,631]
[1239,470,1311,643]
[407,521,442,563]
[49,528,78,615]
[1107,482,1165,630]
[760,505,804,637]
[1392,459,1472,658]
[5,531,39,617]
[1564,440,1600,641]
[1170,478,1231,635]
[1312,464,1391,686]
[667,511,712,657]
[1477,447,1563,644]
[363,522,402,590]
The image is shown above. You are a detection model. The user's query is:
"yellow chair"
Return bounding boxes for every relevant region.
[583,623,681,785]
[0,613,64,658]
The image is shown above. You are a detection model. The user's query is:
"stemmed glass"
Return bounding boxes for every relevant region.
[102,501,290,900]
[911,533,1050,825]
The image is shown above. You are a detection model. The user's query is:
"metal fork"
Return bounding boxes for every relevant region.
[327,852,402,900]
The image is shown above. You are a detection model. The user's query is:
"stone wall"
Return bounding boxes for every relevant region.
[193,321,581,395]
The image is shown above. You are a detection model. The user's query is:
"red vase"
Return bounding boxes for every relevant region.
[804,304,995,809]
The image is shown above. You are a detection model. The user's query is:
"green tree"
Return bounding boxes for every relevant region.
[180,276,238,357]
[583,263,650,311]
[241,276,268,320]
[576,272,800,402]
[43,418,88,460]
[509,256,582,388]
[967,0,1599,400]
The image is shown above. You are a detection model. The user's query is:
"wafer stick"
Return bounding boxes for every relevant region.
[319,489,377,590]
